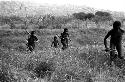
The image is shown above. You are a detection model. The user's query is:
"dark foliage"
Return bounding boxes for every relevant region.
[39,26,47,29]
[73,12,86,20]
[95,11,111,17]
[94,11,113,22]
[85,13,95,20]
[33,61,55,79]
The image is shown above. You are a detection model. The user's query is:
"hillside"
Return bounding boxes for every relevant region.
[1,1,125,82]
[0,1,125,18]
[0,28,125,82]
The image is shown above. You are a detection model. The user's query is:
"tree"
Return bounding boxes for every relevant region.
[73,12,95,28]
[0,1,31,29]
[94,11,113,27]
[0,1,18,29]
[18,5,31,29]
[95,11,111,17]
[85,13,95,20]
[37,15,54,29]
[73,12,86,21]
[95,11,112,21]
[0,16,16,29]
[85,13,95,27]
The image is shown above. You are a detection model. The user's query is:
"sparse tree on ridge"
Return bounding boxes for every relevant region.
[73,12,86,21]
[94,11,113,27]
[73,12,95,28]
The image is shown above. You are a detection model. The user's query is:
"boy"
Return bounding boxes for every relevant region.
[51,36,59,48]
[60,28,69,50]
[104,21,125,65]
[27,31,38,52]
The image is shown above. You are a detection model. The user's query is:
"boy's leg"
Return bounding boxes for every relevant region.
[110,43,115,65]
[27,43,30,51]
[62,42,65,50]
[116,44,123,59]
[63,39,68,49]
[61,40,67,50]
[32,43,35,50]
[29,43,35,52]
[27,42,34,52]
[61,39,64,47]
[29,45,33,52]
[65,38,68,48]
[54,44,58,48]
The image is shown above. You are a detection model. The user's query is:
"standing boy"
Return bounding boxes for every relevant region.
[51,36,59,48]
[27,31,38,52]
[60,28,70,50]
[104,21,125,65]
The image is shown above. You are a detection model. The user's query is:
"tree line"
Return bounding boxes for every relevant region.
[73,11,113,27]
[0,11,116,29]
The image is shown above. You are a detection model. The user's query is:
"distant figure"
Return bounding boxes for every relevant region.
[60,28,69,50]
[51,36,59,48]
[104,21,125,65]
[27,31,38,52]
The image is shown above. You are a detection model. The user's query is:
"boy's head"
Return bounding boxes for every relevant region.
[64,28,68,32]
[54,36,57,39]
[113,21,121,29]
[31,31,35,35]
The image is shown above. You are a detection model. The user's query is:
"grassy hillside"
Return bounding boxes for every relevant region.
[0,28,125,82]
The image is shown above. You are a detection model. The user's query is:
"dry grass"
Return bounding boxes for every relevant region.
[0,28,125,82]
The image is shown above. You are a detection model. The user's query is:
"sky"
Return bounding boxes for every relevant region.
[1,0,125,12]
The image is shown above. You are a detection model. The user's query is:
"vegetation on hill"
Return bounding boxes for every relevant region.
[0,1,125,30]
[1,1,125,82]
[0,28,125,82]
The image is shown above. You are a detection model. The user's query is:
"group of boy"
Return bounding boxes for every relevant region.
[104,21,125,66]
[27,28,70,52]
[27,21,125,67]
[51,28,70,50]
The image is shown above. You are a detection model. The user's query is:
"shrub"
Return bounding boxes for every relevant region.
[33,61,55,79]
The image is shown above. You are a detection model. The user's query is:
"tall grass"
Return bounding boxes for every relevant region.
[0,28,125,82]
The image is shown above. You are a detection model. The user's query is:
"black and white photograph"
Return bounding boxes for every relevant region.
[0,0,125,82]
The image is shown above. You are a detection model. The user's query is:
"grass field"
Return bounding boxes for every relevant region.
[1,28,125,82]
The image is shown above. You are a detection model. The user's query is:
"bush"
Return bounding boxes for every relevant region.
[33,61,55,79]
[39,25,47,29]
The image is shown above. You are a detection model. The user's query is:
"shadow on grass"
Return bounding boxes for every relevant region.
[24,59,56,81]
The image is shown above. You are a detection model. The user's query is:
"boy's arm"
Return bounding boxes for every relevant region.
[26,35,30,42]
[120,29,125,34]
[104,31,111,49]
[67,34,71,42]
[57,41,60,46]
[51,41,54,47]
[67,33,69,37]
[60,33,62,39]
[123,30,125,34]
[35,36,38,42]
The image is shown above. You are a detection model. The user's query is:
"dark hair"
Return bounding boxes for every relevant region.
[54,36,57,39]
[64,28,68,32]
[31,31,35,35]
[113,21,121,29]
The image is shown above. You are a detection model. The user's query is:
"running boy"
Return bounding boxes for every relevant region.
[51,36,59,48]
[60,28,69,50]
[104,21,125,64]
[27,31,38,52]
